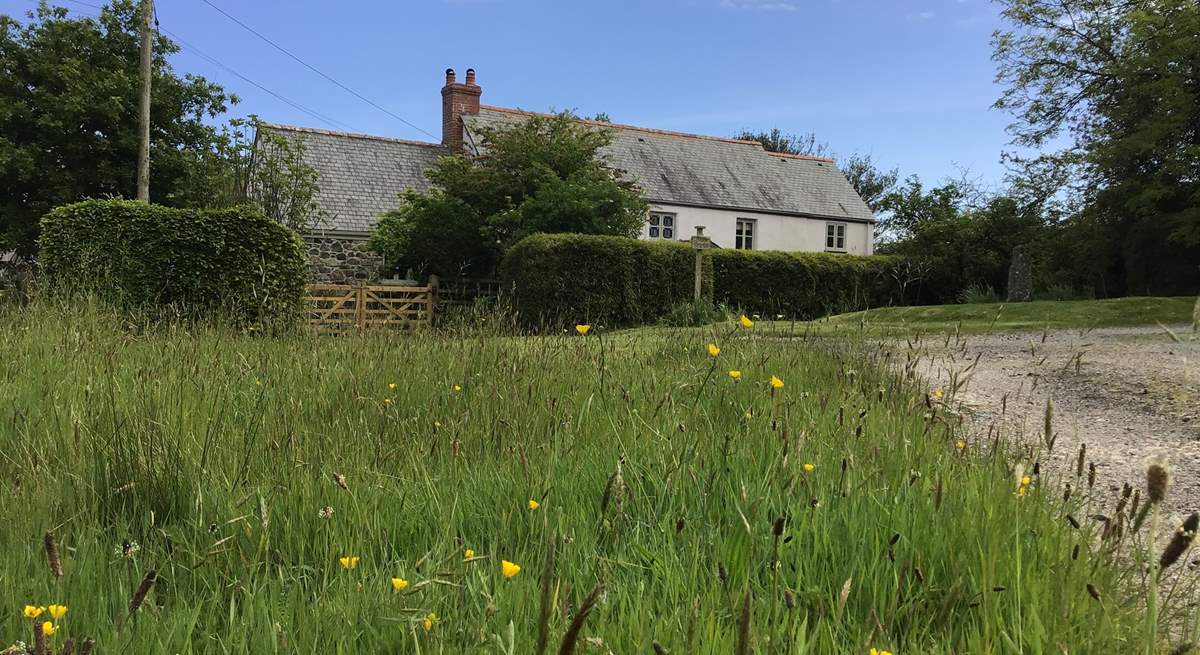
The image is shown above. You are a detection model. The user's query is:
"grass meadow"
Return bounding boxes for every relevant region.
[1,301,1196,653]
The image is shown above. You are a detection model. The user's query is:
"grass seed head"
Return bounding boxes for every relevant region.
[1147,460,1171,504]
[128,569,158,614]
[44,529,62,578]
[1160,512,1200,570]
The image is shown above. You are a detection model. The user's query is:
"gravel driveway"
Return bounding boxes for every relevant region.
[909,324,1200,517]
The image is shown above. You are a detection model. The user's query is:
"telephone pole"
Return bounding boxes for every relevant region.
[136,0,153,202]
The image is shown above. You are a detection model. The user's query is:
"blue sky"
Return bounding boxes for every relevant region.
[4,0,1018,188]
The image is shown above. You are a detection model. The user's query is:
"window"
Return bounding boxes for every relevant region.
[648,212,675,240]
[735,219,755,250]
[825,222,847,251]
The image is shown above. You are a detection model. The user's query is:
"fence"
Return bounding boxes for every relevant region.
[306,283,434,334]
[431,276,504,309]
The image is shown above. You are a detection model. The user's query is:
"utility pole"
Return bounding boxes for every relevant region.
[136,0,153,202]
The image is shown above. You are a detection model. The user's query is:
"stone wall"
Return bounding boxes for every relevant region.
[305,235,383,284]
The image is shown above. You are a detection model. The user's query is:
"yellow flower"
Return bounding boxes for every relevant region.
[931,387,944,399]
[464,548,475,559]
[434,420,442,428]
[707,343,720,357]
[501,560,521,578]
[803,463,815,473]
[1017,486,1028,497]
[388,383,396,391]
[452,384,462,393]
[23,605,45,619]
[575,324,591,335]
[383,397,393,405]
[528,499,540,510]
[739,314,754,328]
[728,370,742,380]
[48,605,67,620]
[868,649,893,655]
[770,375,784,389]
[422,612,438,632]
[339,555,360,569]
[1021,475,1032,486]
[955,440,966,450]
[391,577,409,592]
[41,622,58,636]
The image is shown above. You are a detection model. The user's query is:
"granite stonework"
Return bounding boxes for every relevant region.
[305,234,383,284]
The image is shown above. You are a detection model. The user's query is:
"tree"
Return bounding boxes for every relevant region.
[734,128,832,159]
[0,1,235,256]
[370,111,647,277]
[993,0,1200,293]
[840,153,899,214]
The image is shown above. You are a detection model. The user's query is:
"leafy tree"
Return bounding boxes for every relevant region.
[840,153,899,214]
[370,111,647,277]
[993,0,1200,293]
[0,1,234,255]
[734,128,832,159]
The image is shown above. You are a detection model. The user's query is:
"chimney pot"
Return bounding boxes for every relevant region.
[465,68,476,85]
[445,68,456,85]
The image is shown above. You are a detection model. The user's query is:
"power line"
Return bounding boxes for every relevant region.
[197,0,439,141]
[162,27,357,132]
[35,0,357,132]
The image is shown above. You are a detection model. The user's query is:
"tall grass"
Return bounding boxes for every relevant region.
[0,301,1191,653]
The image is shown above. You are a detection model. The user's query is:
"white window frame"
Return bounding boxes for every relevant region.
[825,222,848,252]
[735,218,756,250]
[647,211,676,240]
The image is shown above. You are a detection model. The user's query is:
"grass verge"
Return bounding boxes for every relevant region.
[0,301,1192,652]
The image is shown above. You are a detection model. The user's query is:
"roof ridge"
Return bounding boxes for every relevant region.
[768,151,836,164]
[477,105,767,148]
[259,122,446,149]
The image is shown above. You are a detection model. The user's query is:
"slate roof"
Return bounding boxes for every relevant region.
[464,107,875,223]
[261,109,875,235]
[258,124,447,234]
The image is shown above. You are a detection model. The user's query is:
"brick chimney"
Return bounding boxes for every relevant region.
[441,67,481,153]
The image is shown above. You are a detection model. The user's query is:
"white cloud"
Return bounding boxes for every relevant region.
[720,0,799,11]
[906,10,936,20]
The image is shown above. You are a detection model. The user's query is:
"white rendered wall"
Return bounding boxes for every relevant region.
[641,203,874,255]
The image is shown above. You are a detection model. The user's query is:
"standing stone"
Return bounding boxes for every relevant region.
[1007,244,1033,302]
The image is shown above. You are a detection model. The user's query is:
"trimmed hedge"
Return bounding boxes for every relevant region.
[500,233,712,327]
[38,199,307,323]
[711,249,903,319]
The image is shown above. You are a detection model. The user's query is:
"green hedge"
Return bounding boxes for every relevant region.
[711,249,903,319]
[500,233,712,328]
[38,200,307,323]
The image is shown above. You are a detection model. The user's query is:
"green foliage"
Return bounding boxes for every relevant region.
[958,285,1001,305]
[659,300,729,327]
[711,249,903,319]
[993,0,1200,294]
[879,181,1047,304]
[0,1,234,255]
[38,199,306,323]
[733,128,831,158]
[370,112,648,277]
[0,302,1180,652]
[499,233,711,328]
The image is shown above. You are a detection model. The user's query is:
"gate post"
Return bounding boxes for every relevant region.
[355,281,366,332]
[428,275,439,326]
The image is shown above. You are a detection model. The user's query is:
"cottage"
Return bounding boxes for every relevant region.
[263,68,876,283]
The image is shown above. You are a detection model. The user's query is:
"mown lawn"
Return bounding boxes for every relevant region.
[0,302,1192,653]
[771,296,1197,337]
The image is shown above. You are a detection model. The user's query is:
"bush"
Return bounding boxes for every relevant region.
[711,249,904,319]
[38,199,307,324]
[499,233,712,328]
[958,285,1001,304]
[659,300,729,327]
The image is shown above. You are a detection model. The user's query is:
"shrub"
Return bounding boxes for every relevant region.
[499,233,712,328]
[958,285,1001,304]
[710,249,904,319]
[659,300,729,327]
[38,199,307,324]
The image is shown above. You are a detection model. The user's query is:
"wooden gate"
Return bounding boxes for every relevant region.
[306,283,434,334]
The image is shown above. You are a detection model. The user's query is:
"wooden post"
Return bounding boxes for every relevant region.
[427,274,439,326]
[689,225,713,302]
[136,0,153,202]
[355,281,366,332]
